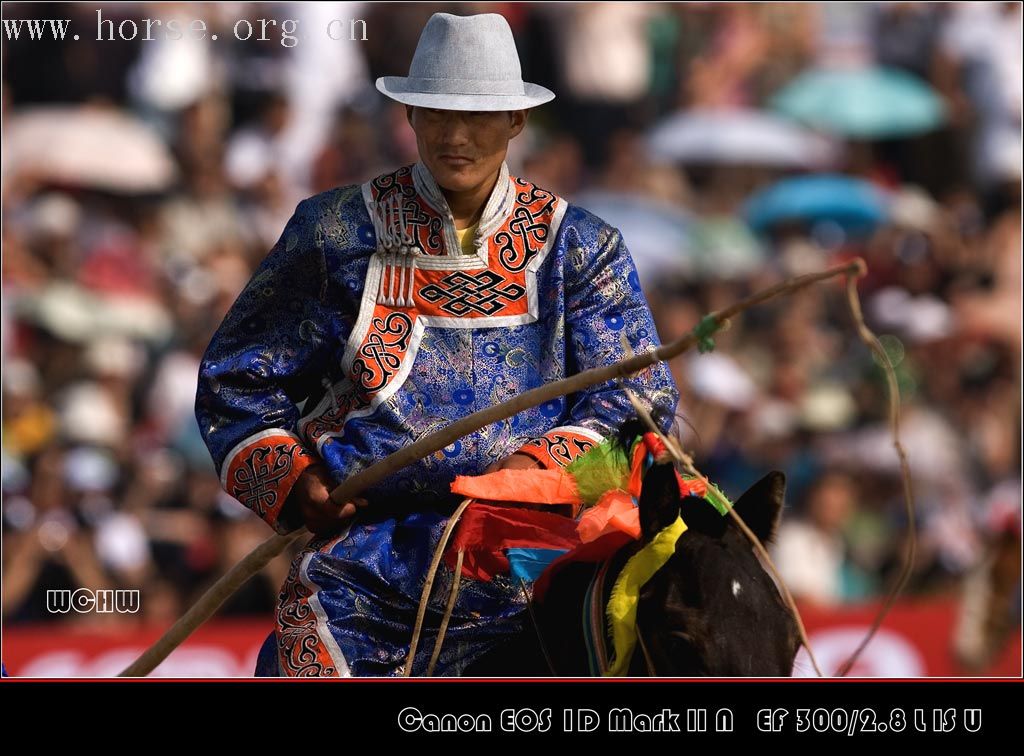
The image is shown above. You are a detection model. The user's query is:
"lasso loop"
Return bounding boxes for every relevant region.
[119,258,910,680]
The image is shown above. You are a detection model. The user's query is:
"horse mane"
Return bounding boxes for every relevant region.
[612,417,651,454]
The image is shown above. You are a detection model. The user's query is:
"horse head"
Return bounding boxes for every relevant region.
[634,461,801,676]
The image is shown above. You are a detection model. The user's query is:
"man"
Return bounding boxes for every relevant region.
[196,12,679,676]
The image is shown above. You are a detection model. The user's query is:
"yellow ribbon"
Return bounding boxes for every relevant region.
[604,514,688,676]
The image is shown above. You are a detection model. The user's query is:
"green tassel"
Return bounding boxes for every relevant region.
[565,437,633,507]
[680,474,734,515]
[692,315,721,354]
[703,481,734,515]
[567,434,734,518]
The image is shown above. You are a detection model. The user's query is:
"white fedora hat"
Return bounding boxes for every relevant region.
[376,13,555,112]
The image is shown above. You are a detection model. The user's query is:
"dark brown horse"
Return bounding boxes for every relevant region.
[463,459,802,676]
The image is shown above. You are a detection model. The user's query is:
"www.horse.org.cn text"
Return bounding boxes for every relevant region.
[2,10,369,48]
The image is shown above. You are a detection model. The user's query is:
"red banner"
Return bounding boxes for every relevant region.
[2,619,271,677]
[2,597,1019,677]
[795,598,1020,677]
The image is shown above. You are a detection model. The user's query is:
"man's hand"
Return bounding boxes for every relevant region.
[281,464,369,536]
[483,453,544,474]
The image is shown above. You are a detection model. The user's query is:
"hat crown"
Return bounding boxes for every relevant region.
[408,13,523,90]
[375,11,554,110]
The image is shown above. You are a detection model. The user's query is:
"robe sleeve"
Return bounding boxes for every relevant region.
[515,221,680,469]
[195,198,336,533]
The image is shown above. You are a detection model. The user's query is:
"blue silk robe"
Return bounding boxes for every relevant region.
[196,161,679,676]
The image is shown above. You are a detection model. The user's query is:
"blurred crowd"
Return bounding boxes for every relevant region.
[1,2,1020,631]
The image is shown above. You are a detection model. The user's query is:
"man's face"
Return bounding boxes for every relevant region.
[407,106,527,193]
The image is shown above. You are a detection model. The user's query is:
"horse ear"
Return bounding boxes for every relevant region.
[638,462,682,542]
[731,471,786,544]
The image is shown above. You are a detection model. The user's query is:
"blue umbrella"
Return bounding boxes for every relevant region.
[771,66,947,139]
[744,174,890,236]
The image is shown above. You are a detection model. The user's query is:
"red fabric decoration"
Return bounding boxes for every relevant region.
[677,474,707,498]
[444,502,583,582]
[642,431,668,459]
[576,489,641,543]
[451,469,581,507]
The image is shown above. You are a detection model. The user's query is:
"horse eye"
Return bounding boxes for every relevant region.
[664,631,709,674]
[668,630,698,645]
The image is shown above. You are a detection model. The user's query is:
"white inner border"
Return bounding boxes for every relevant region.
[544,424,606,445]
[299,550,353,677]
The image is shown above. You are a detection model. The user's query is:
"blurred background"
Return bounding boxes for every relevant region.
[1,1,1020,677]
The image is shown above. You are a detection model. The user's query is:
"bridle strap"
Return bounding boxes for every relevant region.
[520,578,559,676]
[581,544,661,676]
[636,627,658,676]
[520,541,665,677]
[523,554,617,677]
[583,560,612,675]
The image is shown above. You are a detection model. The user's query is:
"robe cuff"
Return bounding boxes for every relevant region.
[515,425,605,470]
[220,429,318,533]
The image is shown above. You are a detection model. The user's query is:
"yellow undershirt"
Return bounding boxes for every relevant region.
[455,221,479,255]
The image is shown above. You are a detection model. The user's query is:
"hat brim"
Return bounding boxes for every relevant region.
[376,77,555,111]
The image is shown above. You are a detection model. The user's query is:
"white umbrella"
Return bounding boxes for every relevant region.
[646,107,839,169]
[3,105,178,193]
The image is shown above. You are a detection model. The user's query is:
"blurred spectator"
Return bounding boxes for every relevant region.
[939,2,1023,189]
[772,471,873,606]
[871,3,943,80]
[542,3,661,168]
[310,104,393,195]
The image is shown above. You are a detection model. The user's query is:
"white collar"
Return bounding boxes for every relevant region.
[412,160,516,258]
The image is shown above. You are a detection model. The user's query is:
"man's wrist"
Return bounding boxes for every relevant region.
[510,447,551,469]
